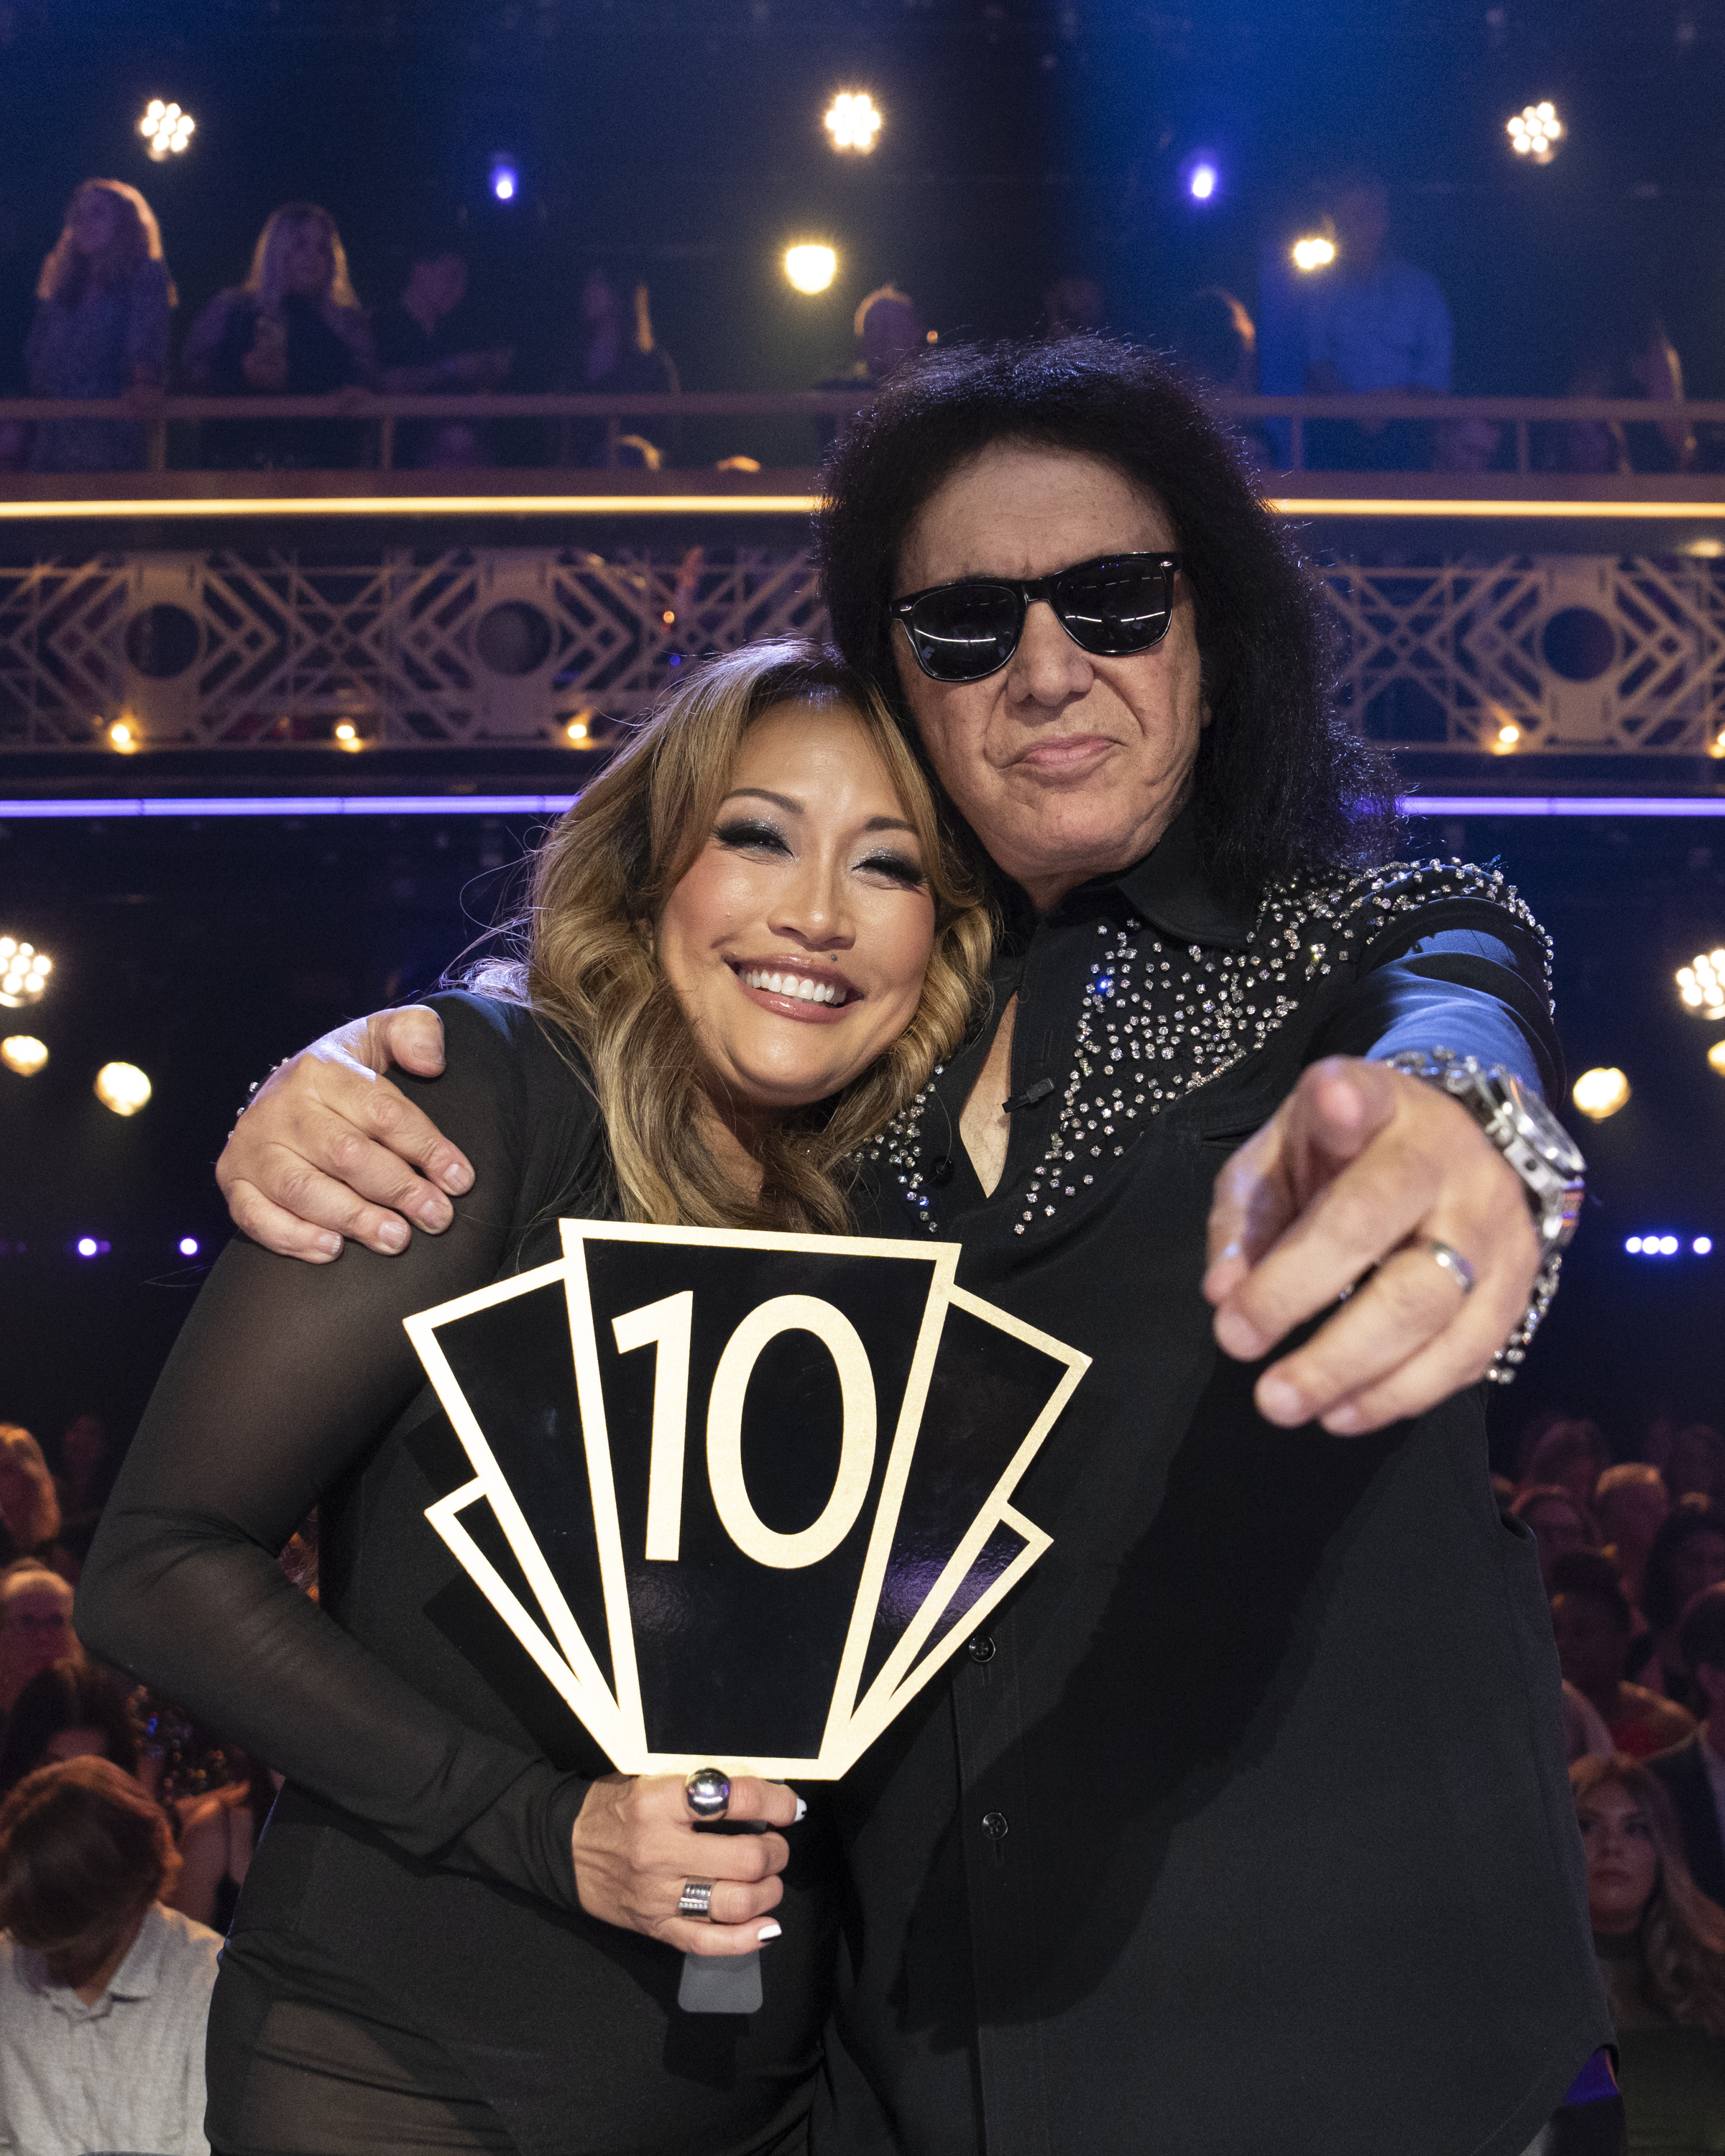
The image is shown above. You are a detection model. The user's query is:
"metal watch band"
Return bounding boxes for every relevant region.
[1379,1047,1586,1385]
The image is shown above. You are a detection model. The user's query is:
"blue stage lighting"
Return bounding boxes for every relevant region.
[74,1237,109,1258]
[1188,160,1218,202]
[178,1235,200,1257]
[1696,1237,1714,1256]
[489,157,520,203]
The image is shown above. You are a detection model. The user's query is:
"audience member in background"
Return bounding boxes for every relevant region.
[1513,1483,1598,1581]
[0,1756,220,2156]
[1600,1464,1675,1614]
[1649,1585,1725,1912]
[1040,273,1105,338]
[172,1754,280,1933]
[1666,1427,1725,1511]
[0,1561,80,1723]
[1300,171,1452,471]
[815,285,929,448]
[1646,1506,1725,1710]
[1541,313,1697,479]
[1550,1549,1695,1759]
[374,241,513,469]
[184,202,376,470]
[556,264,678,468]
[1565,1681,1616,1765]
[0,1426,72,1575]
[1523,1417,1614,1514]
[1573,1752,1725,2153]
[0,1657,139,1793]
[25,178,173,474]
[1172,287,1276,470]
[49,1412,116,1567]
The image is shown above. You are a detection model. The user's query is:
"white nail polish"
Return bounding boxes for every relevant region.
[758,1922,783,1942]
[794,1797,807,1823]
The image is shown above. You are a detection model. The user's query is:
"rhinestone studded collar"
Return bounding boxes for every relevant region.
[862,857,1552,1238]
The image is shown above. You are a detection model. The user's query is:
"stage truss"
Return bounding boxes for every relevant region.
[1,544,1723,757]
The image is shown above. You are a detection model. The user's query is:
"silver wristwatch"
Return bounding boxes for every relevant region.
[1381,1048,1586,1382]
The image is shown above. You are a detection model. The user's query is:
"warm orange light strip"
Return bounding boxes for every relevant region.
[0,494,821,520]
[1266,497,1725,519]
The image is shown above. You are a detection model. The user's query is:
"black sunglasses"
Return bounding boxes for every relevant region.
[888,551,1185,683]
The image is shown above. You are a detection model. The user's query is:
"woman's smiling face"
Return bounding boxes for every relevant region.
[655,700,938,1119]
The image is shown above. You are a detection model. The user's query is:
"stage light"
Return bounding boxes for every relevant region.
[139,100,195,159]
[1572,1067,1629,1120]
[109,719,138,752]
[1711,1040,1725,1075]
[785,244,837,295]
[1496,722,1522,748]
[1183,154,1220,203]
[1,1035,47,1076]
[1629,1233,1684,1256]
[1676,951,1725,1016]
[489,157,520,203]
[1507,101,1563,164]
[178,1235,200,1257]
[564,718,589,742]
[334,722,356,742]
[1292,235,1336,272]
[0,939,51,1009]
[824,93,882,152]
[1697,1238,1714,1256]
[95,1061,151,1117]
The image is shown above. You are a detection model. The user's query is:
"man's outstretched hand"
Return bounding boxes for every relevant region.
[216,1007,467,1260]
[1203,1056,1542,1437]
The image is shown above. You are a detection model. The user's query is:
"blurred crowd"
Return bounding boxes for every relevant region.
[2,170,1716,479]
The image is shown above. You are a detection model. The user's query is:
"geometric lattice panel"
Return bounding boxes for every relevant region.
[0,545,827,751]
[1320,554,1725,755]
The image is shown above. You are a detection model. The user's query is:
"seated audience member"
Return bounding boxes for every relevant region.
[0,1425,73,1575]
[1600,1464,1674,1614]
[556,264,678,467]
[1650,1585,1725,1912]
[1646,1506,1725,1710]
[0,1560,80,1721]
[0,1757,220,2156]
[1524,1418,1614,1514]
[0,1659,139,1793]
[1666,1428,1725,1511]
[815,284,928,447]
[1550,1550,1695,1759]
[1513,1483,1597,1580]
[183,202,376,470]
[50,1412,116,1567]
[1573,1753,1725,2152]
[374,240,512,469]
[1541,314,1696,479]
[25,178,174,474]
[172,1754,279,1933]
[1300,170,1451,471]
[1565,1681,1615,1766]
[1174,287,1256,395]
[1040,273,1105,337]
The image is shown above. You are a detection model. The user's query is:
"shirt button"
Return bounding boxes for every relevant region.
[967,1634,996,1663]
[927,1154,955,1188]
[981,1810,1009,1841]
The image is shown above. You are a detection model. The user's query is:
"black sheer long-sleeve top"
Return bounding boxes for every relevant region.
[77,994,837,2156]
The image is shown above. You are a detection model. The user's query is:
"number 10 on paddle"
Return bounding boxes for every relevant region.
[408,1220,1090,1782]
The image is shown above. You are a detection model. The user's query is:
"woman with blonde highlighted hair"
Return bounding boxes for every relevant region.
[25,178,174,472]
[0,1427,65,1569]
[185,201,375,469]
[79,639,996,2155]
[1573,1751,1725,2148]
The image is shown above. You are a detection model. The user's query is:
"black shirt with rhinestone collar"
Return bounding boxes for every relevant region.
[820,806,1609,2156]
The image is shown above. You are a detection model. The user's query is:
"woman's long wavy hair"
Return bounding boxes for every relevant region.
[816,334,1399,898]
[244,203,359,312]
[1572,1752,1725,2038]
[0,1428,61,1551]
[36,180,171,308]
[472,640,994,1233]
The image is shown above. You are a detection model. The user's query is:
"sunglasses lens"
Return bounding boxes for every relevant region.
[1056,560,1175,654]
[906,584,1022,681]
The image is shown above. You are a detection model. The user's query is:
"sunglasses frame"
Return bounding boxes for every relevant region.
[888,550,1186,683]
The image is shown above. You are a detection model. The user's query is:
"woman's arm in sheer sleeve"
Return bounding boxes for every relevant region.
[76,993,588,1912]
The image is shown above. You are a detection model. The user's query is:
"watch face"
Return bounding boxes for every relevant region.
[1502,1073,1588,1176]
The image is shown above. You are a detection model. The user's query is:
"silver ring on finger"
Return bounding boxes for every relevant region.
[678,1880,716,1920]
[684,1766,732,1820]
[1422,1238,1477,1296]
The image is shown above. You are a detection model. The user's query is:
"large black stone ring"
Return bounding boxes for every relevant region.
[678,1880,715,1920]
[1425,1238,1477,1296]
[684,1767,732,1820]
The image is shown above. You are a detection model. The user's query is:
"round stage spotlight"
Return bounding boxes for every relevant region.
[1572,1067,1630,1121]
[178,1236,201,1257]
[1,1035,47,1076]
[489,157,520,203]
[95,1061,152,1117]
[75,1236,110,1258]
[1697,1238,1715,1256]
[824,93,882,152]
[1676,951,1725,1017]
[1182,153,1220,203]
[1710,1039,1725,1075]
[1292,234,1336,272]
[785,244,837,295]
[1507,101,1563,164]
[0,939,51,1010]
[139,100,195,159]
